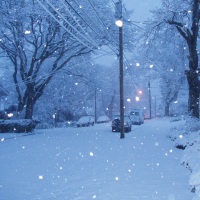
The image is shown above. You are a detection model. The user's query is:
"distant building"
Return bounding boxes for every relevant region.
[0,84,9,110]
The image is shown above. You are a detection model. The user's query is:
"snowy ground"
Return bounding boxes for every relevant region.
[0,118,195,200]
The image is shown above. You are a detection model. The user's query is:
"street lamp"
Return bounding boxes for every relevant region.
[115,0,124,139]
[115,20,123,27]
[138,90,143,95]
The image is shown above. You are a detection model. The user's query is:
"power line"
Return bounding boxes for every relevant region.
[35,0,96,50]
[70,0,118,55]
[62,0,103,39]
[44,0,99,48]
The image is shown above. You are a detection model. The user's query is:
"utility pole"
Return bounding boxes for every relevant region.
[155,96,157,118]
[115,0,124,139]
[94,88,97,123]
[148,81,152,119]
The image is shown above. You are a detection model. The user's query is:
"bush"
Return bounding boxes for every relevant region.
[185,116,200,132]
[0,119,34,133]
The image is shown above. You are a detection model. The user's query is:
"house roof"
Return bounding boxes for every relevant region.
[0,84,9,96]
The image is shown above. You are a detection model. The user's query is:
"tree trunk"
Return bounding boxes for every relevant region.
[186,70,199,118]
[164,102,170,117]
[25,99,34,120]
[25,92,35,119]
[167,0,200,119]
[186,0,200,118]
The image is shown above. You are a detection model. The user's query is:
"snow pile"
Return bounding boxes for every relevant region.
[169,117,200,200]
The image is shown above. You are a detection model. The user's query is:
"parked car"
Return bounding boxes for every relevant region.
[111,115,132,132]
[76,116,95,127]
[129,109,144,125]
[144,113,150,119]
[97,115,110,123]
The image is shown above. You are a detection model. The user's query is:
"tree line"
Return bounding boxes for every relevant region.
[0,0,199,123]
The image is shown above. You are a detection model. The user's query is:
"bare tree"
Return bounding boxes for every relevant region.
[144,0,200,118]
[166,0,200,118]
[0,0,107,119]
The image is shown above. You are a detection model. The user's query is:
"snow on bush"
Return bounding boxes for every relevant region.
[169,117,200,200]
[0,119,34,133]
[185,116,200,132]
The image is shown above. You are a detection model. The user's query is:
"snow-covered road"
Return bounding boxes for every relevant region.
[0,118,194,200]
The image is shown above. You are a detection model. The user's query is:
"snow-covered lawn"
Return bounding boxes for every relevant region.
[0,118,196,200]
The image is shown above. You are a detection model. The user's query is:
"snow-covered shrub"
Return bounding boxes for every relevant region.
[0,119,34,133]
[185,116,200,132]
[168,117,186,145]
[169,117,200,199]
[181,137,200,199]
[170,115,185,122]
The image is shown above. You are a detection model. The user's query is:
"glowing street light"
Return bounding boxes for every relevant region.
[138,90,143,95]
[115,19,123,27]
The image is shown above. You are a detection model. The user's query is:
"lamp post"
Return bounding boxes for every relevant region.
[115,0,124,139]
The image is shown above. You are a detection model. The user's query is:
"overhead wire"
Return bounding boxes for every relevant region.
[63,0,117,54]
[62,0,103,39]
[64,0,119,55]
[71,0,118,55]
[34,0,120,55]
[60,0,99,48]
[35,0,136,72]
[43,0,99,49]
[88,0,120,54]
[35,0,96,50]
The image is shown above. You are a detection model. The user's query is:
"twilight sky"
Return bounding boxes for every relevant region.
[123,0,162,21]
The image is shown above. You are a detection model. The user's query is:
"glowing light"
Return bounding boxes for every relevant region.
[115,20,123,27]
[127,98,131,102]
[138,90,142,95]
